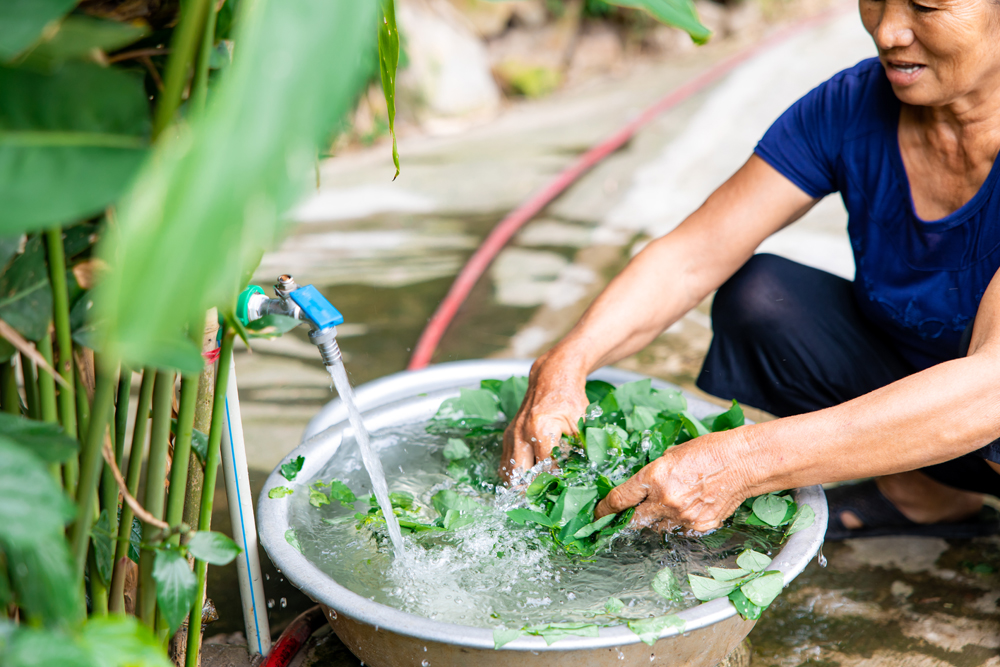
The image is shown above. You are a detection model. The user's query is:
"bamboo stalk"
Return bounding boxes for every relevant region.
[20,352,39,420]
[184,310,219,532]
[152,0,213,138]
[44,228,77,438]
[139,370,176,628]
[69,364,117,582]
[190,0,220,114]
[37,333,58,424]
[114,369,133,464]
[165,371,200,542]
[185,326,234,667]
[97,370,131,610]
[110,368,155,613]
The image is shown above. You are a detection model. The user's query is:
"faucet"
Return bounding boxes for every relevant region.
[237,275,345,366]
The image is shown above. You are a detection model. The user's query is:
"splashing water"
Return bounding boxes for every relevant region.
[326,360,406,558]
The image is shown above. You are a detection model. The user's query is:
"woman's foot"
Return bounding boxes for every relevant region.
[838,471,983,528]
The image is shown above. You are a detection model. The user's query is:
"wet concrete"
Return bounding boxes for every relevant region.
[202,2,999,666]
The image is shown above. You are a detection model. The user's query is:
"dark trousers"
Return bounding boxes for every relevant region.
[695,254,999,497]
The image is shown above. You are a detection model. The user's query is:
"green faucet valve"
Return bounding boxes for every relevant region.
[236,285,265,326]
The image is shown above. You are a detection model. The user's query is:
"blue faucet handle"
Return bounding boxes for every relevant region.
[290,284,344,330]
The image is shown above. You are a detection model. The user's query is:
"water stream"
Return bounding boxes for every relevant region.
[326,359,406,558]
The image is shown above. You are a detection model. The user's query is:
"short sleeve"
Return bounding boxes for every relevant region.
[754,64,868,199]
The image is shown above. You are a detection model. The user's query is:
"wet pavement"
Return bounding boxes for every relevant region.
[202,3,1000,665]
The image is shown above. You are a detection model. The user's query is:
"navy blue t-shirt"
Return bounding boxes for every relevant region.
[755,57,1000,371]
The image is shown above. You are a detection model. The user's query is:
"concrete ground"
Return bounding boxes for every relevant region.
[203,3,1000,665]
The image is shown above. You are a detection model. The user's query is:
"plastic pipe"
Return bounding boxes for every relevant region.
[220,351,272,655]
[406,4,850,371]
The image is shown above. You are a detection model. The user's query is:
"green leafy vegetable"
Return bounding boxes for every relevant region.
[187,531,241,566]
[572,513,616,539]
[651,568,683,602]
[492,627,523,649]
[308,483,330,508]
[152,548,197,635]
[328,480,357,508]
[785,504,815,536]
[736,549,771,572]
[604,596,625,615]
[285,529,301,552]
[688,574,737,601]
[739,570,784,607]
[585,427,609,465]
[751,494,791,527]
[727,588,763,620]
[268,486,293,499]
[524,622,600,645]
[443,438,471,461]
[280,455,305,481]
[506,508,556,528]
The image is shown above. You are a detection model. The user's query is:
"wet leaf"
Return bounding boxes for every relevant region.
[584,379,615,404]
[740,570,784,607]
[187,531,241,566]
[506,508,556,528]
[688,574,737,601]
[329,480,357,508]
[526,472,561,502]
[785,503,815,536]
[443,437,471,461]
[604,596,625,614]
[492,627,522,649]
[436,388,500,421]
[284,529,301,552]
[280,455,305,481]
[678,410,710,438]
[710,400,744,432]
[706,566,750,582]
[728,588,763,620]
[524,622,599,645]
[736,549,771,572]
[585,427,609,465]
[626,405,658,431]
[432,489,481,516]
[627,614,685,646]
[548,485,597,527]
[651,567,683,602]
[152,548,197,635]
[268,486,293,499]
[572,513,616,539]
[498,375,528,420]
[752,494,791,527]
[0,63,149,235]
[308,485,329,508]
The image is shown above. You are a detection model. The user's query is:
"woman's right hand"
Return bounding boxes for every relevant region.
[500,351,591,482]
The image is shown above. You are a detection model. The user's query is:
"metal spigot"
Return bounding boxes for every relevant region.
[237,276,345,367]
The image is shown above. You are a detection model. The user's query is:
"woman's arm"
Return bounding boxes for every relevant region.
[501,155,818,478]
[594,268,1000,531]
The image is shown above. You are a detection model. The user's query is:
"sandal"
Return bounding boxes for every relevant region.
[824,480,1000,541]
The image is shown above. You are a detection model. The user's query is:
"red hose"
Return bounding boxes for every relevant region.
[261,605,327,667]
[407,4,849,371]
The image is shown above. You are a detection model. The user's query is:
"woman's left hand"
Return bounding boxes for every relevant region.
[593,430,755,533]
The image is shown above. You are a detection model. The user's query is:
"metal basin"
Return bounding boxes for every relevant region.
[258,359,828,667]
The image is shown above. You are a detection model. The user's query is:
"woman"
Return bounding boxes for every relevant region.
[502,0,1000,539]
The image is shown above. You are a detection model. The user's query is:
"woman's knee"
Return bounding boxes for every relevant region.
[711,254,802,336]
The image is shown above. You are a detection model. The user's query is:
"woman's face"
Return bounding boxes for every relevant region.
[860,0,1000,108]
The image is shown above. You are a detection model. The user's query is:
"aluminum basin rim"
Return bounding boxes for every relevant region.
[258,360,829,652]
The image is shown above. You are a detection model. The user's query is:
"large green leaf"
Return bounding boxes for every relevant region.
[0,0,77,61]
[95,0,376,372]
[22,16,147,69]
[79,615,173,667]
[0,235,52,343]
[152,548,197,635]
[90,509,114,585]
[186,531,241,566]
[0,63,150,235]
[4,539,80,626]
[0,438,75,546]
[0,626,95,667]
[377,0,400,179]
[0,411,78,462]
[608,0,710,44]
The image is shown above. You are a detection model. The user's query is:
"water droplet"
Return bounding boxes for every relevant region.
[329,609,338,619]
[818,548,827,567]
[266,599,274,609]
[280,597,287,608]
[423,647,427,652]
[265,574,270,581]
[421,661,430,667]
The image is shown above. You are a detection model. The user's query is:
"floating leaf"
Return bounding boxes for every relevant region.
[627,614,685,646]
[651,567,684,602]
[752,494,791,527]
[688,574,737,601]
[308,485,330,508]
[443,438,471,461]
[604,596,625,614]
[329,479,357,508]
[152,548,197,635]
[524,622,599,645]
[285,529,301,552]
[785,503,815,536]
[187,531,241,566]
[492,627,523,649]
[740,570,784,607]
[728,587,763,620]
[268,486,293,499]
[736,549,771,573]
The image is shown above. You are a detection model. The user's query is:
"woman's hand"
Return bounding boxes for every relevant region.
[594,430,755,533]
[500,352,591,482]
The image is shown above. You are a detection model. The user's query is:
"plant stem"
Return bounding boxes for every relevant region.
[19,352,39,420]
[190,0,220,114]
[0,361,19,414]
[44,228,77,439]
[152,0,213,138]
[110,367,156,614]
[165,337,202,544]
[69,364,117,583]
[98,369,132,606]
[184,310,218,531]
[75,366,91,440]
[114,368,133,465]
[185,326,234,667]
[89,546,109,616]
[37,333,58,424]
[139,370,176,627]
